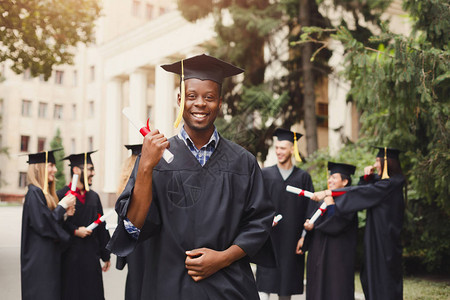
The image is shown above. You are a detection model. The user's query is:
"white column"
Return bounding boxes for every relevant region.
[128,70,148,144]
[154,65,175,137]
[103,78,122,193]
[328,40,351,155]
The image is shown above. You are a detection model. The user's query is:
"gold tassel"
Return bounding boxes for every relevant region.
[174,59,185,128]
[381,147,390,179]
[43,151,48,194]
[293,132,302,162]
[84,152,90,191]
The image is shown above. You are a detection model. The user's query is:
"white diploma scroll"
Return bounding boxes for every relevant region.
[272,214,283,226]
[70,174,79,192]
[86,210,116,231]
[286,185,314,198]
[122,107,174,164]
[301,202,328,238]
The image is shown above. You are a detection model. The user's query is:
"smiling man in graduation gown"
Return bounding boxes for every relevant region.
[256,128,314,300]
[57,151,111,300]
[108,54,276,300]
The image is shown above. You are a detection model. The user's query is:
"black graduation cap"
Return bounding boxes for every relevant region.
[161,54,244,128]
[273,128,303,162]
[374,147,401,160]
[328,162,356,176]
[161,54,244,85]
[125,144,142,156]
[62,150,98,166]
[26,149,61,164]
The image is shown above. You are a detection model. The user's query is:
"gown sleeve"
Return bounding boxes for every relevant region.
[24,186,70,242]
[334,175,405,214]
[231,158,276,267]
[315,209,356,236]
[107,155,161,257]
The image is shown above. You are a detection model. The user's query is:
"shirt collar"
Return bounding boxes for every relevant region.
[178,126,219,149]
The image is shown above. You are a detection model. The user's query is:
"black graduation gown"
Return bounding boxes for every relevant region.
[57,186,111,300]
[256,165,314,296]
[333,175,405,300]
[305,206,358,300]
[20,184,70,300]
[108,135,276,300]
[116,234,150,300]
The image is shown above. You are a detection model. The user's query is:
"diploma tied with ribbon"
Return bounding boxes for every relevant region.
[122,107,174,164]
[86,210,115,231]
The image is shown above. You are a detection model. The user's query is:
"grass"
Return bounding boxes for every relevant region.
[354,272,450,300]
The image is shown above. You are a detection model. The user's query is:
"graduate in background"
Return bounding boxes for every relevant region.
[115,144,148,300]
[57,151,111,300]
[312,147,405,300]
[256,128,314,300]
[303,162,357,300]
[108,54,275,300]
[20,150,76,300]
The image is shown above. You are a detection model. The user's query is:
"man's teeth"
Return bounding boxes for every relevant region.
[193,113,207,117]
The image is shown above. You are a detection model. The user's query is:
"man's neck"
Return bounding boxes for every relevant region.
[277,160,293,170]
[184,127,215,150]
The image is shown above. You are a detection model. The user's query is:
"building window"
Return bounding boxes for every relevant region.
[0,98,4,116]
[88,101,95,118]
[54,104,63,119]
[146,4,153,19]
[72,104,77,120]
[89,66,95,83]
[132,0,140,16]
[71,138,76,153]
[20,135,30,152]
[38,102,48,118]
[88,136,94,152]
[317,102,328,128]
[22,100,32,117]
[55,70,64,85]
[73,70,78,87]
[37,137,46,152]
[159,6,166,16]
[19,172,27,188]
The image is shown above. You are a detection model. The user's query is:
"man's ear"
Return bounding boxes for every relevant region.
[177,93,181,106]
[342,178,349,187]
[73,166,81,175]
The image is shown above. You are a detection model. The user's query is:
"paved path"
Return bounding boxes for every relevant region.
[0,205,363,300]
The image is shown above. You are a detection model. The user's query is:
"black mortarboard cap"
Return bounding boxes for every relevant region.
[125,144,142,156]
[62,150,98,166]
[273,128,302,143]
[26,149,62,164]
[161,54,244,85]
[328,162,356,176]
[374,147,401,160]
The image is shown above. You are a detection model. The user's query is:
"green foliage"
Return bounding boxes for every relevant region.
[0,0,101,79]
[297,0,450,272]
[50,128,66,190]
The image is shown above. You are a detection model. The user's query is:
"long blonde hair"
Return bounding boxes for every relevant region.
[27,163,58,210]
[116,154,138,196]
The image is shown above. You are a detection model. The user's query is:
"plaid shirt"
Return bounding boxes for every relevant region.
[124,126,220,238]
[178,126,219,166]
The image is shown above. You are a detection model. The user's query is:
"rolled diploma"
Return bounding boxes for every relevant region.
[122,107,174,163]
[300,202,327,237]
[272,214,283,226]
[286,185,314,198]
[70,174,79,192]
[86,210,115,231]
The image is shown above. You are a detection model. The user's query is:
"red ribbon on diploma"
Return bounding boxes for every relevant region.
[331,191,347,197]
[319,207,327,216]
[93,213,102,225]
[139,118,151,136]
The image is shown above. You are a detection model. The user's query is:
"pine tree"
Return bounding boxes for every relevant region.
[50,128,66,190]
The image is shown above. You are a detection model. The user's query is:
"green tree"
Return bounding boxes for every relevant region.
[50,128,66,190]
[0,0,101,80]
[299,0,450,272]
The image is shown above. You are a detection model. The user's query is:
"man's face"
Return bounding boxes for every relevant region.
[275,140,293,164]
[179,78,222,134]
[327,173,348,189]
[75,164,95,188]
